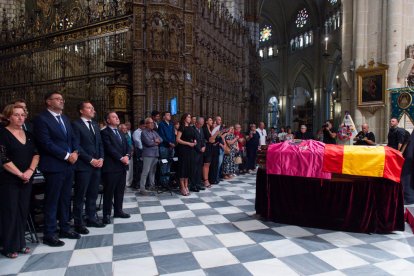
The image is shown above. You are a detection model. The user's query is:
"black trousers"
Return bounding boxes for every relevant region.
[132,149,143,187]
[209,145,219,183]
[190,151,203,188]
[43,168,74,237]
[246,146,258,170]
[102,170,126,217]
[0,181,31,253]
[73,168,101,226]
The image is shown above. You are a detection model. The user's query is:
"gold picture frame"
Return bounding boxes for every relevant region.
[356,61,388,107]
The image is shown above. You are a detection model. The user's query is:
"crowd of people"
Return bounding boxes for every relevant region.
[0,92,264,259]
[0,91,409,259]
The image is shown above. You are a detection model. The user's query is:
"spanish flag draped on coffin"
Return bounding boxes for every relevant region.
[323,144,405,183]
[266,140,405,183]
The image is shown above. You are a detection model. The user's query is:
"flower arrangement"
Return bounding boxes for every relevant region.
[338,125,354,141]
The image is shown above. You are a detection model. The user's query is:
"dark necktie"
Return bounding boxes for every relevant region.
[56,115,67,135]
[87,121,96,140]
[114,128,122,143]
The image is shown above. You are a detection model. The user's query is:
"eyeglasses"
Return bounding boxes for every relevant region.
[49,97,65,102]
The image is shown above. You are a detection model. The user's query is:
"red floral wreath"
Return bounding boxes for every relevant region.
[337,125,353,141]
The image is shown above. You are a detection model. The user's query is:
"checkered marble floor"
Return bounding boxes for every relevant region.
[2,173,414,275]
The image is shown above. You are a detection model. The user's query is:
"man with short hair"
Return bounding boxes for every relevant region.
[354,123,375,145]
[257,122,267,146]
[190,117,206,192]
[34,91,80,246]
[295,125,314,140]
[132,120,145,188]
[387,117,404,150]
[151,110,161,130]
[72,101,105,234]
[119,124,134,187]
[101,112,130,224]
[322,121,336,144]
[124,122,134,186]
[191,116,197,127]
[139,117,163,195]
[157,111,175,187]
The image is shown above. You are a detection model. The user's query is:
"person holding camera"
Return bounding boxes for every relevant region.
[354,123,375,146]
[323,121,337,144]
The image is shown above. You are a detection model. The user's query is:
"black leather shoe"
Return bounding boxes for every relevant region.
[86,220,105,228]
[102,215,111,224]
[74,225,89,235]
[59,230,81,239]
[114,212,131,219]
[43,236,65,247]
[190,187,200,192]
[197,186,206,191]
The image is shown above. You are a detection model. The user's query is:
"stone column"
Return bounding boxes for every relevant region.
[340,0,353,114]
[385,0,404,140]
[352,0,368,126]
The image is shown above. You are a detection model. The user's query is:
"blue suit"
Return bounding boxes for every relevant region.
[72,118,104,226]
[33,110,79,237]
[101,127,129,217]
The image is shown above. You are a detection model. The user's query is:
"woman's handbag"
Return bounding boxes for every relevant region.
[234,155,242,164]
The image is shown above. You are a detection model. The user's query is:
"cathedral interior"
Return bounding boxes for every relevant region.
[3,1,414,275]
[1,0,414,142]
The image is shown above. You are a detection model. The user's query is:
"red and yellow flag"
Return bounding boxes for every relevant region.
[323,145,404,183]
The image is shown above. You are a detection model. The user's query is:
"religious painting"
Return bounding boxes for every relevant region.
[356,61,388,106]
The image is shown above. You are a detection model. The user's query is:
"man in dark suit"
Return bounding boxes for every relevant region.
[190,117,206,192]
[101,111,130,224]
[33,91,80,247]
[72,101,105,234]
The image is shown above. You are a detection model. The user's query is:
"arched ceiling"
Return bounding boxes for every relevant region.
[259,0,327,44]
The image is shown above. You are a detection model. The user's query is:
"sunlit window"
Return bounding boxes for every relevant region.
[260,26,272,42]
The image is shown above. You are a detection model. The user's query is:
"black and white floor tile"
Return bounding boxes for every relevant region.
[2,173,414,275]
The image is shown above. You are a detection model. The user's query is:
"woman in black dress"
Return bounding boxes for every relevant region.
[202,117,220,188]
[0,104,39,258]
[176,113,196,196]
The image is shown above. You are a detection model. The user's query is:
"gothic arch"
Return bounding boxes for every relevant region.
[289,59,314,92]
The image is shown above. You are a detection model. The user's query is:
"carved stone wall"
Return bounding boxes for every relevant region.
[0,0,260,127]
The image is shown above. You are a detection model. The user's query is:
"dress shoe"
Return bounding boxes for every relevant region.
[102,215,111,224]
[43,236,65,247]
[197,186,206,191]
[74,225,89,235]
[114,212,130,219]
[86,220,105,228]
[59,230,81,239]
[189,187,200,192]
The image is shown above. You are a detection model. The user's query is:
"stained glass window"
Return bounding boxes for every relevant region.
[260,26,272,42]
[295,8,309,28]
[329,0,338,5]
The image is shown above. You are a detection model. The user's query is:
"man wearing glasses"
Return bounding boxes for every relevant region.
[34,91,80,247]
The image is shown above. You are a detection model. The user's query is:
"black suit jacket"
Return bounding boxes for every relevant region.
[33,110,79,173]
[72,119,104,172]
[101,126,129,173]
[193,126,206,153]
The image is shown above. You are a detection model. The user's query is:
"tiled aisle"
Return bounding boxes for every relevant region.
[1,174,414,275]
